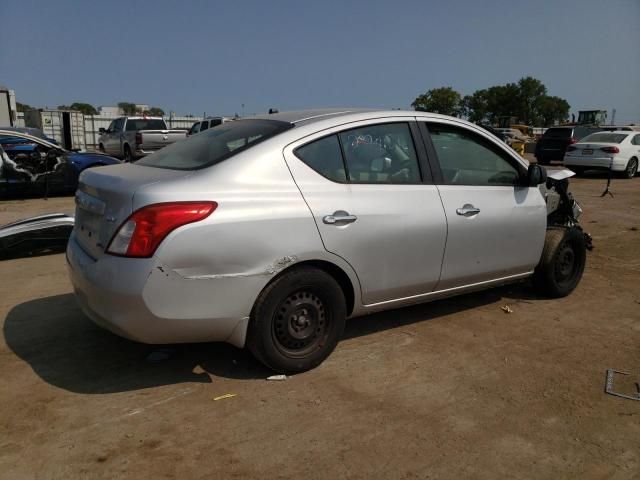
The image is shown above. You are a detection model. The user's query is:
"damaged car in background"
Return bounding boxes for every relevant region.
[0,129,120,198]
[66,109,590,373]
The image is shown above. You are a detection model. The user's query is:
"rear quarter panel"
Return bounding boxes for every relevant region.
[135,140,363,320]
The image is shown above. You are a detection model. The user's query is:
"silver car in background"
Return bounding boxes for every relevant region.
[67,109,587,373]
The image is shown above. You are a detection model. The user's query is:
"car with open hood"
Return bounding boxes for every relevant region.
[0,129,120,197]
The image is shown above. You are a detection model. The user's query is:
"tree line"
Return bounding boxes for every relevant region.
[411,77,570,127]
[16,101,165,116]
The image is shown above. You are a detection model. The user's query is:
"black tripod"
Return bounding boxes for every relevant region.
[601,158,614,198]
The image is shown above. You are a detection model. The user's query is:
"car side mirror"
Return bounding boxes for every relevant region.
[527,163,547,186]
[99,128,106,134]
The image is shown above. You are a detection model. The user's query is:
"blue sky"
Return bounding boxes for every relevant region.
[2,0,639,123]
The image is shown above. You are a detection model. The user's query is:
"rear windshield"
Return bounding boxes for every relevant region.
[580,132,628,144]
[126,119,167,131]
[543,128,572,138]
[135,119,293,170]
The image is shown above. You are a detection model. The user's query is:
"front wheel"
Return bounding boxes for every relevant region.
[247,267,346,373]
[533,227,586,298]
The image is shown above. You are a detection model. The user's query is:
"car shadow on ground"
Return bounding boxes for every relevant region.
[4,283,539,394]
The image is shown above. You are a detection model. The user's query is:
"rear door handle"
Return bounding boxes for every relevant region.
[323,210,357,225]
[456,204,480,216]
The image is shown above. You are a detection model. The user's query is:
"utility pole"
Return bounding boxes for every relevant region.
[611,108,616,126]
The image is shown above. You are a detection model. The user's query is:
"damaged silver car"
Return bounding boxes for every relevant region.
[67,109,588,373]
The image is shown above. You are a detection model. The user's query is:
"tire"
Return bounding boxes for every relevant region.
[623,157,638,179]
[123,145,133,162]
[98,144,105,153]
[571,167,585,176]
[533,227,586,298]
[247,266,346,373]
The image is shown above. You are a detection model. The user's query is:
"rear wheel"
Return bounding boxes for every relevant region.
[247,267,346,373]
[123,145,133,162]
[623,157,638,179]
[533,228,586,298]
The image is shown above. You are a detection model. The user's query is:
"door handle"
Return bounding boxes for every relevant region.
[323,210,357,225]
[456,204,480,216]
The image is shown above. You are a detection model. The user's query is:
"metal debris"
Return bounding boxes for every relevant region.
[213,393,237,401]
[500,305,514,314]
[605,369,640,401]
[266,374,288,381]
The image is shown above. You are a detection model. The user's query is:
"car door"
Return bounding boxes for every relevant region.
[283,119,447,305]
[419,121,547,290]
[103,119,123,155]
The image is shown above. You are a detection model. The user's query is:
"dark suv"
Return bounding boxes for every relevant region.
[535,126,603,164]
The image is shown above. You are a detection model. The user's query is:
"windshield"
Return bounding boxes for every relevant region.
[135,119,293,170]
[125,119,167,131]
[580,132,628,144]
[543,128,572,138]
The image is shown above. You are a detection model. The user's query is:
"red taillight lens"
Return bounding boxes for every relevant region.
[107,202,217,258]
[566,145,577,152]
[569,137,578,144]
[135,132,143,145]
[601,146,619,153]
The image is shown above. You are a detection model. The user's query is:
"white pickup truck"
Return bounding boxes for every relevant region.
[98,117,187,162]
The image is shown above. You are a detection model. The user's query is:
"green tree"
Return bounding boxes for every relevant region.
[535,95,570,127]
[147,107,165,116]
[411,87,462,116]
[16,102,34,112]
[461,89,489,123]
[117,102,137,115]
[516,76,547,125]
[485,83,521,123]
[58,102,97,115]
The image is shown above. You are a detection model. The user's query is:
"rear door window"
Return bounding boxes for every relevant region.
[543,128,572,139]
[339,123,421,184]
[136,119,293,170]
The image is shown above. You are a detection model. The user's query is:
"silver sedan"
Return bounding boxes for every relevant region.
[67,109,586,372]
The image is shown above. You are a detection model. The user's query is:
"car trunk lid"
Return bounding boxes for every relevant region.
[74,164,190,259]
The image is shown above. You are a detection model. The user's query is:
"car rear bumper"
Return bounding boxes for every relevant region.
[66,234,251,347]
[563,155,627,171]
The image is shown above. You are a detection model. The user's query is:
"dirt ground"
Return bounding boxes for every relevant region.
[1,168,639,479]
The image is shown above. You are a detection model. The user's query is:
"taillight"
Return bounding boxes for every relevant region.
[135,132,142,145]
[601,146,619,154]
[566,145,577,152]
[107,202,217,258]
[569,137,578,144]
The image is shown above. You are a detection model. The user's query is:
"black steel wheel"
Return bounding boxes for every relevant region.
[533,227,586,298]
[272,290,328,358]
[248,266,346,373]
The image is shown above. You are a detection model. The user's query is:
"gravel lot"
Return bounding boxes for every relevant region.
[1,169,639,479]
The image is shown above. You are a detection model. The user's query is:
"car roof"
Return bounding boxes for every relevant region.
[250,108,376,125]
[249,108,474,128]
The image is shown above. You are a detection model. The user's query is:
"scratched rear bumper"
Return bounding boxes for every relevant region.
[66,233,261,347]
